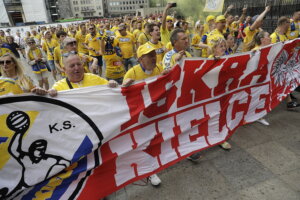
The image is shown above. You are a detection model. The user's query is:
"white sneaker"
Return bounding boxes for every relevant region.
[149,174,161,186]
[257,118,270,126]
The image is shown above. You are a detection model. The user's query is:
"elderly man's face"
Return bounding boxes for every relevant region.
[64,55,84,83]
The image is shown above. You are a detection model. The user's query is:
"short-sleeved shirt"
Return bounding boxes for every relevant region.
[116,33,135,59]
[85,33,102,56]
[42,39,59,61]
[133,29,142,40]
[270,31,288,43]
[75,31,89,54]
[103,54,126,79]
[160,26,172,46]
[137,32,151,45]
[243,27,259,51]
[162,49,192,70]
[124,64,162,81]
[52,73,108,91]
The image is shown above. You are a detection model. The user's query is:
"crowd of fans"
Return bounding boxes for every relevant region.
[0,2,300,188]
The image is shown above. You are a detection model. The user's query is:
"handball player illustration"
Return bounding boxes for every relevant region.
[1,111,70,198]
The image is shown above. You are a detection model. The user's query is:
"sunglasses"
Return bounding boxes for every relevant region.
[28,42,35,45]
[89,28,95,30]
[62,51,77,57]
[67,41,77,46]
[167,20,173,23]
[0,60,13,65]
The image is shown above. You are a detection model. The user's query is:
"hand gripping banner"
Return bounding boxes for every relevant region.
[0,39,300,199]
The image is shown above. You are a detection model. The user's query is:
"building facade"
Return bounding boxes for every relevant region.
[70,0,104,18]
[106,0,150,17]
[0,0,75,27]
[223,0,300,33]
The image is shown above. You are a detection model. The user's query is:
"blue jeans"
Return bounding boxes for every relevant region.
[124,57,137,71]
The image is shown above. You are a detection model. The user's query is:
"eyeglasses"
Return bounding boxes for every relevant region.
[0,60,13,65]
[167,20,173,23]
[67,41,77,46]
[27,42,35,45]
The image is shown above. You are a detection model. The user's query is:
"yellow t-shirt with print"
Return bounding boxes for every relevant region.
[243,27,259,52]
[137,32,151,45]
[85,33,102,56]
[270,32,288,43]
[207,29,225,47]
[75,31,89,54]
[116,33,136,59]
[160,26,172,46]
[103,54,126,79]
[52,73,108,91]
[42,39,59,60]
[124,64,162,81]
[146,41,165,68]
[0,77,23,96]
[286,19,300,40]
[162,49,192,70]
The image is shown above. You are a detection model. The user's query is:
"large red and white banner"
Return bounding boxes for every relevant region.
[0,39,300,199]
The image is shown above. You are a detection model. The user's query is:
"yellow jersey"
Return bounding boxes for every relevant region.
[116,33,136,59]
[52,73,108,91]
[270,31,288,43]
[103,54,126,79]
[133,29,142,40]
[160,26,172,46]
[124,64,162,81]
[85,33,102,56]
[42,39,59,60]
[243,27,259,52]
[0,77,23,96]
[137,32,151,45]
[75,31,89,54]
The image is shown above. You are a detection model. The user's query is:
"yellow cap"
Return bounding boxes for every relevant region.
[215,15,226,23]
[137,44,156,59]
[166,16,174,22]
[206,15,215,23]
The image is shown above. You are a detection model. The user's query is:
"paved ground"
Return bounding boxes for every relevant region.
[21,57,300,200]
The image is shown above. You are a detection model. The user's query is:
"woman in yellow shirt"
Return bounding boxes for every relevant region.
[26,38,49,89]
[0,53,47,96]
